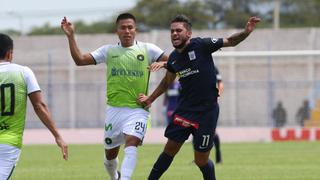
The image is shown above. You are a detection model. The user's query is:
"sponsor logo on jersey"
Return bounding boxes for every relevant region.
[211,38,218,43]
[111,67,144,77]
[0,122,9,130]
[177,68,199,78]
[188,51,196,61]
[105,123,112,131]
[137,54,145,61]
[112,55,119,58]
[105,137,112,145]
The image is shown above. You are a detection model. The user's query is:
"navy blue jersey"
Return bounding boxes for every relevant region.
[167,37,223,111]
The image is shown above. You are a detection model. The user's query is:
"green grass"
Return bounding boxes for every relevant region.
[11,142,320,180]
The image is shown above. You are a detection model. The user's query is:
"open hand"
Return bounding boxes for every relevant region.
[137,93,152,109]
[55,136,68,160]
[61,17,74,37]
[245,17,261,33]
[148,61,167,72]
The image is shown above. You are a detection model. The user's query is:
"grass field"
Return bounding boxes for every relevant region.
[11,142,320,180]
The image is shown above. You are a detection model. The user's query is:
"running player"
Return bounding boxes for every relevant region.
[61,13,167,180]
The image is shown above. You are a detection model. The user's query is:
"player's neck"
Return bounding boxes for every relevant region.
[176,39,190,53]
[0,59,11,63]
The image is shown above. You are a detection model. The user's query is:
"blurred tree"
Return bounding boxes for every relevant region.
[0,29,21,36]
[280,0,320,28]
[129,0,214,30]
[26,0,320,35]
[28,23,62,35]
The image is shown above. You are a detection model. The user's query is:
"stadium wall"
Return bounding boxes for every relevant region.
[23,127,320,144]
[9,28,320,128]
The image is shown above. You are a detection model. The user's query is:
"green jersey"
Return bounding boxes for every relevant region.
[0,63,40,148]
[91,41,164,108]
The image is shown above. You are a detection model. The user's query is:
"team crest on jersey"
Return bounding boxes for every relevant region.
[211,38,218,43]
[188,51,196,61]
[137,54,144,61]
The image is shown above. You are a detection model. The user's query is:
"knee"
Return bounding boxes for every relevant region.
[105,147,120,160]
[125,135,141,147]
[194,158,208,167]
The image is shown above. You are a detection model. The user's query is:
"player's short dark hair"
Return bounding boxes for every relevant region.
[116,13,136,24]
[171,14,192,31]
[0,33,13,59]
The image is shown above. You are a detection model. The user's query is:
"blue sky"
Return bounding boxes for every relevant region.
[0,0,137,33]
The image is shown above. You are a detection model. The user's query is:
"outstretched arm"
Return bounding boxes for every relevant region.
[29,91,68,160]
[138,71,176,107]
[223,17,261,47]
[61,17,95,66]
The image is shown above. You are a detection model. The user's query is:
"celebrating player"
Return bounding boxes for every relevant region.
[138,15,260,180]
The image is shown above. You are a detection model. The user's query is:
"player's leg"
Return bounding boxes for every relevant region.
[194,150,215,180]
[213,133,222,163]
[104,147,120,180]
[148,139,183,180]
[103,105,126,180]
[120,107,149,180]
[193,131,216,180]
[120,135,141,180]
[0,144,21,180]
[149,111,192,180]
[193,105,219,180]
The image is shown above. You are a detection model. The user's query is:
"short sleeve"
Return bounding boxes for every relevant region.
[90,45,111,64]
[146,43,165,64]
[202,38,223,53]
[23,67,41,94]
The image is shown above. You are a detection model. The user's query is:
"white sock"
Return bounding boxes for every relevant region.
[104,157,119,180]
[120,146,137,180]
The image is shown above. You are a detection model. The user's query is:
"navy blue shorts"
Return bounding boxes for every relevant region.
[164,103,219,152]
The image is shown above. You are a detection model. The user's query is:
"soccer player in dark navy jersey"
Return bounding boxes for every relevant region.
[138,15,260,180]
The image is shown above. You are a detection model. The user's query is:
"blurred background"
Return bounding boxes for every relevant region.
[1,0,320,132]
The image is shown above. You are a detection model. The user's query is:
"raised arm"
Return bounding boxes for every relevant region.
[61,17,95,66]
[138,71,176,107]
[28,91,68,160]
[223,17,261,47]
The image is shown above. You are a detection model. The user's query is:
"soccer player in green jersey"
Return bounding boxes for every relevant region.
[0,34,68,180]
[61,13,168,180]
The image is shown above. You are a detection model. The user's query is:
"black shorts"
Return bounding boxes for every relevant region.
[164,103,219,152]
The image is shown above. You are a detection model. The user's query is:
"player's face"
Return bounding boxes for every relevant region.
[170,22,191,49]
[116,19,136,47]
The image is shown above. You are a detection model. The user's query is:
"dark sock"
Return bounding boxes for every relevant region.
[199,159,216,180]
[213,134,222,163]
[148,152,174,180]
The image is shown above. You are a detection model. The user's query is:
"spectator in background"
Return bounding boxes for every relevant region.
[295,100,310,127]
[213,66,223,164]
[163,80,180,125]
[272,101,287,127]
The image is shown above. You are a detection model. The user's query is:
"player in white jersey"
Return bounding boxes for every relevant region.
[0,34,68,180]
[61,13,168,180]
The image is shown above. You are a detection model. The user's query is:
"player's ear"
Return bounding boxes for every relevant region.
[187,31,192,39]
[6,48,13,61]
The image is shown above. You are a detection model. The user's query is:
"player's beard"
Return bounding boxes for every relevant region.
[173,37,188,49]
